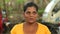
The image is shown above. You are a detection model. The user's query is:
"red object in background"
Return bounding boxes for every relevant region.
[0,8,3,32]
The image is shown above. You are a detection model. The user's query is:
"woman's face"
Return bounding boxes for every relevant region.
[24,6,38,24]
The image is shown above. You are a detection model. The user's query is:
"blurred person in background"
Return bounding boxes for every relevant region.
[0,8,9,34]
[10,2,51,34]
[0,8,3,34]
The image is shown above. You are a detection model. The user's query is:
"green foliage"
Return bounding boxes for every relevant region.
[0,2,1,7]
[5,0,10,3]
[8,7,13,11]
[16,0,24,4]
[0,2,3,9]
[38,9,44,16]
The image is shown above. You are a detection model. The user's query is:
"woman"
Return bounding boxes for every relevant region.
[11,2,51,34]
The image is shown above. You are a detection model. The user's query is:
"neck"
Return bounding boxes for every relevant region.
[24,22,38,26]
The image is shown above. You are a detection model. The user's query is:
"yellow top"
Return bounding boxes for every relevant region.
[10,23,51,34]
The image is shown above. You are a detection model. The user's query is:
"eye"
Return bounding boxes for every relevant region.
[33,11,37,15]
[26,11,30,14]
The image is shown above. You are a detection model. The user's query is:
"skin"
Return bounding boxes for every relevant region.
[23,6,38,34]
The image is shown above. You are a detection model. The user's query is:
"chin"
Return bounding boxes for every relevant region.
[28,21,35,24]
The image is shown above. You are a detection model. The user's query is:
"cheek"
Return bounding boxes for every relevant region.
[24,14,29,18]
[34,14,38,18]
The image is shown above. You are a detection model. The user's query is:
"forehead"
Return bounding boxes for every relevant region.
[26,6,36,11]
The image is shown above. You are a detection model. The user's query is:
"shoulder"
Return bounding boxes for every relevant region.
[13,23,23,29]
[11,23,23,31]
[38,23,48,28]
[10,23,23,32]
[38,23,50,30]
[38,23,51,34]
[15,23,23,26]
[10,23,23,34]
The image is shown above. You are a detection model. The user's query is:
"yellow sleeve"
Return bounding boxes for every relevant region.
[45,26,51,34]
[10,25,17,34]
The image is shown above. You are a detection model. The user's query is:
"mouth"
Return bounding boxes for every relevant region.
[29,18,34,20]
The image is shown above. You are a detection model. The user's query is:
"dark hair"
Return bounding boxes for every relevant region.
[23,2,38,12]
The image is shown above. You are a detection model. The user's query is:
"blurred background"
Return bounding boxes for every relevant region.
[0,0,60,34]
[0,0,50,23]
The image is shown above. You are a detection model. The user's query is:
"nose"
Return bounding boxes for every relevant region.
[30,13,34,17]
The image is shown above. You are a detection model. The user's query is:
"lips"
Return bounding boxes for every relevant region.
[29,18,34,20]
